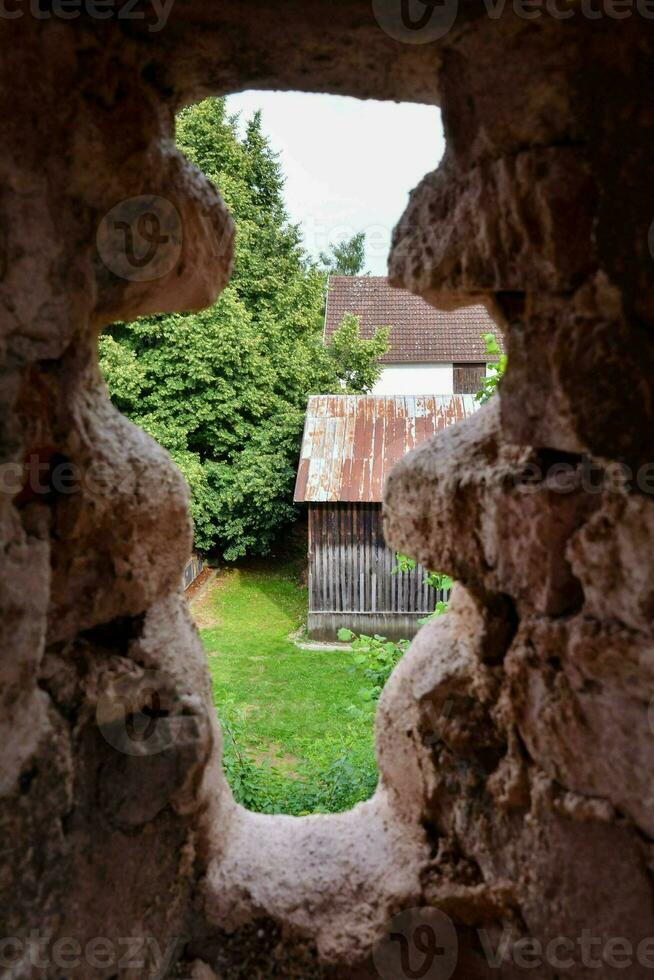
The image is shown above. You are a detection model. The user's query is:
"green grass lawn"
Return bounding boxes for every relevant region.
[197,561,378,814]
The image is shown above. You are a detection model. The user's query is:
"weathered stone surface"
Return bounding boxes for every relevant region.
[2,5,654,979]
[46,377,194,644]
[376,589,654,979]
[506,613,654,836]
[569,492,654,635]
[391,146,597,302]
[498,278,654,463]
[385,400,596,616]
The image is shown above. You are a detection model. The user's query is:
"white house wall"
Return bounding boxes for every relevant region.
[372,363,454,395]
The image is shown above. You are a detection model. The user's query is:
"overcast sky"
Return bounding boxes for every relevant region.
[226,91,444,276]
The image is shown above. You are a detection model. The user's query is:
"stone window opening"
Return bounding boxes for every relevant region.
[94,89,451,826]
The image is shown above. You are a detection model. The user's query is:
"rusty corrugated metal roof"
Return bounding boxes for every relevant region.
[294,394,477,503]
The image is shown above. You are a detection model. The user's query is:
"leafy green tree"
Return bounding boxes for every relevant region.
[100,99,387,560]
[392,553,452,623]
[475,332,507,404]
[320,231,367,275]
[319,313,389,393]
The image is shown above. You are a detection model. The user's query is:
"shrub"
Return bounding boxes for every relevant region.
[475,331,507,404]
[220,699,377,815]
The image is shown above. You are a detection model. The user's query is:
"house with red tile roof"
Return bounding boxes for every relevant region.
[324,275,503,395]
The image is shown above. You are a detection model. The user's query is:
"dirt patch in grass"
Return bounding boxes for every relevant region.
[184,565,213,601]
[189,569,226,630]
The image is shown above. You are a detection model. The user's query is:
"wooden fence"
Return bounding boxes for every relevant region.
[183,554,204,590]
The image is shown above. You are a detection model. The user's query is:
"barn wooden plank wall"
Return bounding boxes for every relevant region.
[308,503,445,639]
[307,612,429,643]
[453,363,486,394]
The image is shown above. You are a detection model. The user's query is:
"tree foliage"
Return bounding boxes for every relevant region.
[100,98,387,559]
[320,231,367,275]
[476,332,507,404]
[322,313,389,394]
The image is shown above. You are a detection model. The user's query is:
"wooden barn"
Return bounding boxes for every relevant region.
[294,394,478,641]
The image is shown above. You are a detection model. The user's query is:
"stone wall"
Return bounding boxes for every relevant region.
[1,5,653,978]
